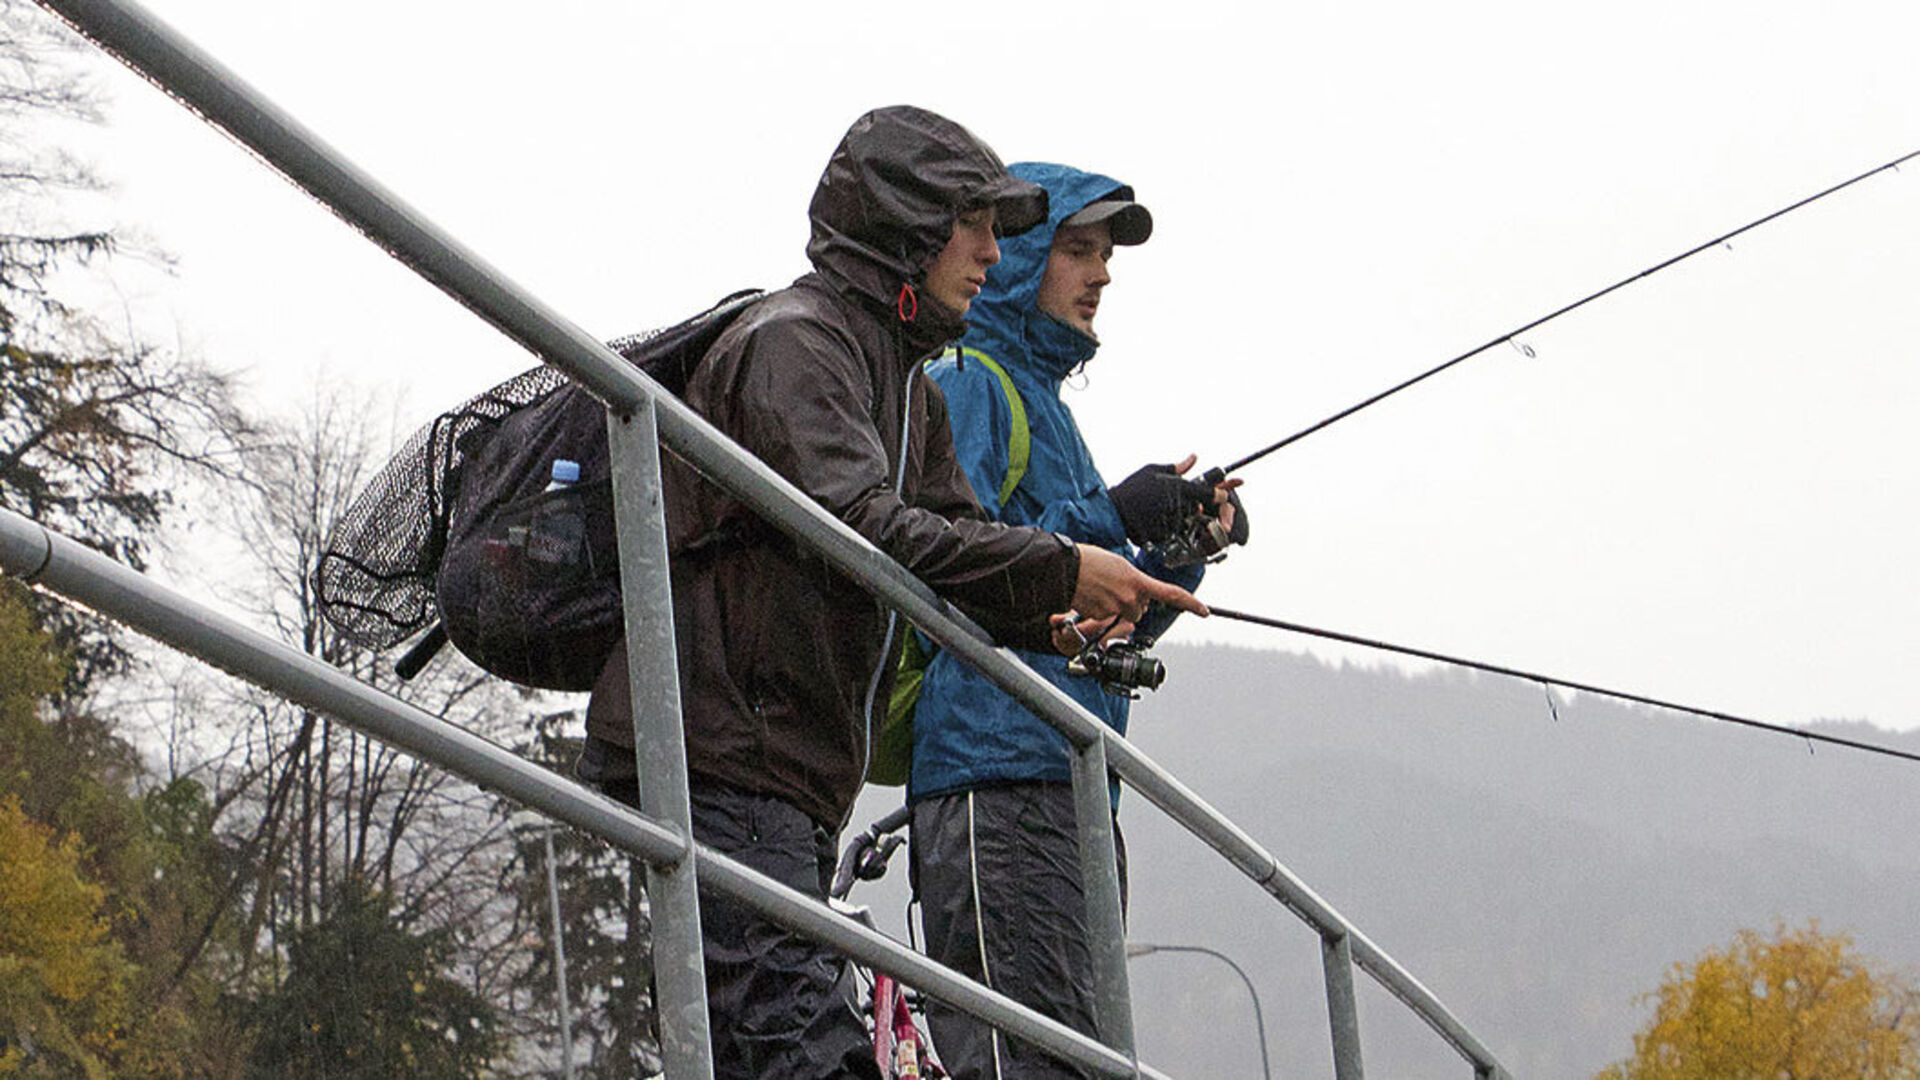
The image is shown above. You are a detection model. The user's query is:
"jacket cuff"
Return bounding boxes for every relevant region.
[1052,533,1080,606]
[1011,536,1078,652]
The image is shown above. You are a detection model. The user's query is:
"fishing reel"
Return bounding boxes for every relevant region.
[1152,468,1247,569]
[1112,464,1248,570]
[1067,637,1167,698]
[1152,504,1234,568]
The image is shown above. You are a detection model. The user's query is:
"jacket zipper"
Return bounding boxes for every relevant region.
[850,376,917,829]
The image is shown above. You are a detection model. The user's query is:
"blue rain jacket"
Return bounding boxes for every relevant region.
[908,162,1204,805]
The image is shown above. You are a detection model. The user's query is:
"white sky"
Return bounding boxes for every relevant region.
[47,0,1920,732]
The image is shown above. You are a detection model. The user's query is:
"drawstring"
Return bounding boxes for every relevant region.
[896,282,918,323]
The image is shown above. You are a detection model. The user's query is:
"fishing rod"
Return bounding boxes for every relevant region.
[1226,147,1920,475]
[1206,606,1920,767]
[1155,148,1920,567]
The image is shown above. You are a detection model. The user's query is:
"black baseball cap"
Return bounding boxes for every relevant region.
[1061,196,1153,245]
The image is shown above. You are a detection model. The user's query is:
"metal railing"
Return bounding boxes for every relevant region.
[18,1,1515,1076]
[0,507,1164,1079]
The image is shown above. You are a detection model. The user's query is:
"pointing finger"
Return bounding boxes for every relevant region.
[1152,579,1208,617]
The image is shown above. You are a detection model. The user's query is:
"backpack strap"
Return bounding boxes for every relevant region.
[870,348,1033,787]
[947,346,1030,506]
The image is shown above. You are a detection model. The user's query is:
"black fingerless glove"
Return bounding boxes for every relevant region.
[1109,464,1208,545]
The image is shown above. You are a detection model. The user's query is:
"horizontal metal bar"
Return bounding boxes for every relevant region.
[0,506,1165,1079]
[31,0,1511,1072]
[27,0,1106,745]
[0,507,687,866]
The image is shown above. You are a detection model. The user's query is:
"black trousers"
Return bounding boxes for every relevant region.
[911,782,1126,1080]
[578,736,879,1080]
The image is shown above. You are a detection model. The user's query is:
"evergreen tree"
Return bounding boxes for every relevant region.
[504,719,659,1077]
[246,881,500,1080]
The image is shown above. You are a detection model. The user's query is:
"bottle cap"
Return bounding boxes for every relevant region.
[550,459,581,485]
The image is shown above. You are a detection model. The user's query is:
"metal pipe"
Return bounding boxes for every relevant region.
[1072,737,1135,1058]
[542,825,577,1080]
[605,404,713,1077]
[26,1,1513,1072]
[28,0,1209,907]
[1323,932,1366,1080]
[24,0,1105,761]
[0,506,688,867]
[0,507,1166,1080]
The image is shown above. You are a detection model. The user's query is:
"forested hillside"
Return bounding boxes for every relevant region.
[1107,644,1920,1077]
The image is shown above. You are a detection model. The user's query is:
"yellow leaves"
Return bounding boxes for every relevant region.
[1597,920,1920,1080]
[0,583,67,727]
[0,795,132,1075]
[0,797,113,996]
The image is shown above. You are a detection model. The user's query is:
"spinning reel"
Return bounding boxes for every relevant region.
[1066,635,1167,699]
[1150,467,1245,569]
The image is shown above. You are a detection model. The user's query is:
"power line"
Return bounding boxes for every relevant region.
[1206,606,1920,766]
[1217,147,1920,477]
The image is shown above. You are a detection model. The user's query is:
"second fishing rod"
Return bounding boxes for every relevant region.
[1146,147,1920,569]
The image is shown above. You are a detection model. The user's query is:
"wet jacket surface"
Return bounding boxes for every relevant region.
[587,108,1076,829]
[909,162,1204,804]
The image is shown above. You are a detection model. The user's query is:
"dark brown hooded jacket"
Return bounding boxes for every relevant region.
[588,106,1078,827]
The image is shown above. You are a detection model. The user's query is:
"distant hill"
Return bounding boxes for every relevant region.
[1119,644,1920,1077]
[847,643,1920,1078]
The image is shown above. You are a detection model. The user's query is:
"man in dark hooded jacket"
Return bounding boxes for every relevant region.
[577,108,1205,1080]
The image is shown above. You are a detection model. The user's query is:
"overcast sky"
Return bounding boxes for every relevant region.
[46,0,1920,734]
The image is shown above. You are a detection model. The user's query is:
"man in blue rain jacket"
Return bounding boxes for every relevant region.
[908,162,1245,1078]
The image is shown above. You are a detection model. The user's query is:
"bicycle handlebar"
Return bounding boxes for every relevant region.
[830,804,912,900]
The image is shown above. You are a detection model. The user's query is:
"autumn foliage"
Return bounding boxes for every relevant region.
[0,795,133,1076]
[1596,921,1920,1080]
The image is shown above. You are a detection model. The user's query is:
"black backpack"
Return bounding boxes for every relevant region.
[314,289,762,690]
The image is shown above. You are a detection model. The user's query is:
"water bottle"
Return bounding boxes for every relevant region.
[544,458,581,493]
[527,458,584,566]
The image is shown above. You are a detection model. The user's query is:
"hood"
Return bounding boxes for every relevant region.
[962,162,1135,381]
[806,106,1047,351]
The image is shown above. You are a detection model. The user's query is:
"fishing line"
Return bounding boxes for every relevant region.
[1214,147,1920,478]
[1205,606,1920,767]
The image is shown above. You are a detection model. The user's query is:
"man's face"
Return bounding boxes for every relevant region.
[1037,220,1114,338]
[923,207,1000,316]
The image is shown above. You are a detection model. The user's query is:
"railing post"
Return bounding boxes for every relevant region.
[1072,734,1136,1060]
[606,402,714,1078]
[542,825,577,1080]
[1323,930,1365,1080]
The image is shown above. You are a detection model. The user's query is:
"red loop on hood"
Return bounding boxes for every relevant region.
[896,282,918,323]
